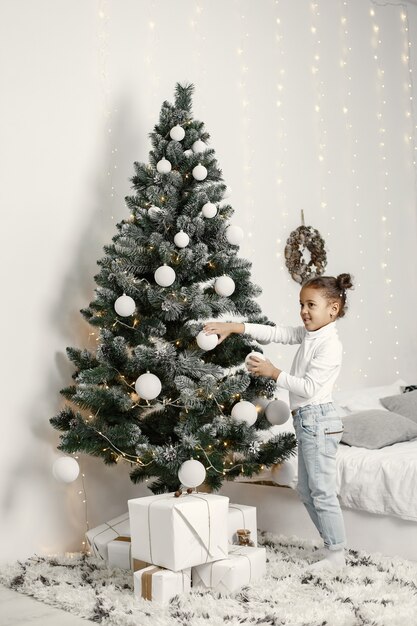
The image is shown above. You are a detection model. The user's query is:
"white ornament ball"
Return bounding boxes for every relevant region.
[114,294,136,317]
[192,139,206,153]
[271,460,297,487]
[231,400,258,427]
[245,351,266,371]
[223,186,232,198]
[265,400,291,426]
[192,163,207,181]
[214,275,235,297]
[154,265,176,287]
[174,230,190,248]
[225,225,244,246]
[52,457,80,483]
[170,125,185,141]
[202,202,217,218]
[148,205,162,220]
[135,372,162,400]
[183,149,193,157]
[178,459,206,488]
[156,157,172,174]
[196,330,218,351]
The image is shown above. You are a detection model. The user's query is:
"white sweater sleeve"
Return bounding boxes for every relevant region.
[244,322,305,345]
[277,342,342,398]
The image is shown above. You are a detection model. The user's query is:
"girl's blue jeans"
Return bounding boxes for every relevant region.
[292,402,346,551]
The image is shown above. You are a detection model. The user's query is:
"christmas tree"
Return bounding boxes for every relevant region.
[50,83,296,493]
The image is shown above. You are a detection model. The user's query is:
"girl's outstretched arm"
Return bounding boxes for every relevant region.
[203,321,305,345]
[203,321,244,344]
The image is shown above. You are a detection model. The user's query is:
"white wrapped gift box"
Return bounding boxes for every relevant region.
[86,512,130,560]
[228,503,257,546]
[192,545,266,594]
[133,565,191,604]
[128,492,229,572]
[107,537,132,570]
[107,538,152,572]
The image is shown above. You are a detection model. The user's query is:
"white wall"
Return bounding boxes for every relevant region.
[1,0,417,562]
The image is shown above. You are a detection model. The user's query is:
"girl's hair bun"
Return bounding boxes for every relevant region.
[336,273,354,291]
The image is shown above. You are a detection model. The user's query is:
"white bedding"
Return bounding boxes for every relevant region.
[242,435,417,522]
[333,379,417,521]
[335,439,417,522]
[243,381,417,521]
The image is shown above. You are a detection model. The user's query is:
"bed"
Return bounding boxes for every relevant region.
[220,379,417,561]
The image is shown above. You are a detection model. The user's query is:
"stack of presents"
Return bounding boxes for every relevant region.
[86,492,266,604]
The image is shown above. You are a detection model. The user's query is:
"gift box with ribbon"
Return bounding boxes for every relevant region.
[107,538,153,572]
[86,513,130,560]
[128,492,229,572]
[133,565,191,604]
[228,503,258,546]
[107,536,131,570]
[192,544,266,594]
[132,558,152,572]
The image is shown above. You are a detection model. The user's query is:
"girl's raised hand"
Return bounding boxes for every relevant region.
[247,356,281,381]
[203,321,234,344]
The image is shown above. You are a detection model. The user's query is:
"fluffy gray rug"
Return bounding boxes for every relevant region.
[1,533,416,626]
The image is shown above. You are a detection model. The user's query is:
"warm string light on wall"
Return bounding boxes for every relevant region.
[310,1,329,221]
[234,1,255,259]
[146,0,160,119]
[75,455,89,553]
[274,1,291,345]
[97,0,118,220]
[369,4,400,378]
[71,322,102,551]
[397,5,414,377]
[338,1,370,382]
[62,2,115,555]
[66,2,119,554]
[399,7,417,196]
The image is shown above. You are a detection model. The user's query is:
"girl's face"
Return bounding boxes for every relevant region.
[299,286,339,331]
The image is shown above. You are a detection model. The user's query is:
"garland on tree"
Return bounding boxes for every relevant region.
[50,83,296,493]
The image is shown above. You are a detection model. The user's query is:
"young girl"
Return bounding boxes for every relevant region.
[203,273,354,572]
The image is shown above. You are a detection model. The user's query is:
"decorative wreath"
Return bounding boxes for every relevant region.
[284,217,327,284]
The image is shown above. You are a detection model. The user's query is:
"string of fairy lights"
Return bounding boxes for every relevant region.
[396,3,416,377]
[274,1,291,362]
[399,5,417,166]
[97,0,118,216]
[233,0,256,261]
[310,1,330,220]
[84,418,251,477]
[370,5,391,344]
[336,0,365,387]
[64,0,118,553]
[399,3,417,276]
[61,0,122,553]
[369,2,402,378]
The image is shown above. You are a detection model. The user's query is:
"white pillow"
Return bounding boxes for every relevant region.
[333,379,406,412]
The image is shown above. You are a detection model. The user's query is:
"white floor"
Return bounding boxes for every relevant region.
[0,585,91,625]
